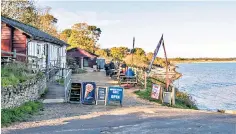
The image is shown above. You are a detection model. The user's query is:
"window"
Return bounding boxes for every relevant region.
[37,44,40,54]
[43,44,47,55]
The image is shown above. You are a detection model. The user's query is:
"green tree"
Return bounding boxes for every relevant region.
[124,54,148,68]
[1,0,38,27]
[95,49,108,58]
[38,7,59,38]
[88,25,102,43]
[60,29,72,42]
[1,1,59,38]
[67,23,102,53]
[110,47,128,61]
[134,48,145,56]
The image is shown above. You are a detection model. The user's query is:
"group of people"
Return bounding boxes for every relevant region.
[104,60,127,78]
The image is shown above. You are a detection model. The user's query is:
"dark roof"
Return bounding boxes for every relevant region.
[1,16,68,46]
[67,48,98,58]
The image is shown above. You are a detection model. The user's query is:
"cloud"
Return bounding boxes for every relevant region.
[50,8,121,30]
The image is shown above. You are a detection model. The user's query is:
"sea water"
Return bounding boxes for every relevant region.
[174,63,236,111]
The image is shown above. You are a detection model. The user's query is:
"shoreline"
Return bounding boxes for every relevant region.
[173,63,236,114]
[172,60,236,64]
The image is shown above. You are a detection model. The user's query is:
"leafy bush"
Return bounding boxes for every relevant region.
[1,63,36,87]
[124,54,148,68]
[1,101,43,127]
[135,77,198,110]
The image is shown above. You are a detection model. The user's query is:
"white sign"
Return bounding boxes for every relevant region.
[151,84,161,99]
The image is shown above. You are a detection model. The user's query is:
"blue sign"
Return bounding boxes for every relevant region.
[82,82,96,104]
[107,86,124,106]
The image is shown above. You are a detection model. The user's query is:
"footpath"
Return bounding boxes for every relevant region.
[2,71,236,134]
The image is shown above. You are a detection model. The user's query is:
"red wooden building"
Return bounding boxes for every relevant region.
[1,18,28,61]
[67,48,98,68]
[1,16,68,69]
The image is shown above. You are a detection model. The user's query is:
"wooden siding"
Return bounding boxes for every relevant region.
[1,22,12,55]
[13,29,26,54]
[1,22,27,61]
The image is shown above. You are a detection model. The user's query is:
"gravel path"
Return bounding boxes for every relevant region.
[2,71,236,134]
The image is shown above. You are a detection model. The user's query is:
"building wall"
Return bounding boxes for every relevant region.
[1,22,12,53]
[27,40,67,69]
[88,57,97,68]
[1,22,27,61]
[28,40,46,69]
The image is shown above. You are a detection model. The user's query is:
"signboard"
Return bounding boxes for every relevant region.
[82,82,96,104]
[107,86,124,106]
[151,84,161,99]
[96,87,107,105]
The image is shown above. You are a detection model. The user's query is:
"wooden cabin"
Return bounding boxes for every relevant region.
[1,16,68,69]
[67,48,98,68]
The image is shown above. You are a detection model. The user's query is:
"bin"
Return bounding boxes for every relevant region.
[163,92,172,104]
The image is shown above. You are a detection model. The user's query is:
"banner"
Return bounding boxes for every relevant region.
[147,34,163,73]
[151,84,161,99]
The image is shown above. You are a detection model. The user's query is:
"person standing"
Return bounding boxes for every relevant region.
[104,62,110,76]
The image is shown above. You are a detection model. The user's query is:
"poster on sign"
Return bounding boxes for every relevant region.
[82,82,96,104]
[107,86,124,106]
[151,84,161,99]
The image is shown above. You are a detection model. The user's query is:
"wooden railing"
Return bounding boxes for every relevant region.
[1,50,40,72]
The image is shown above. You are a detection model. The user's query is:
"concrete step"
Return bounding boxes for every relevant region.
[42,99,65,103]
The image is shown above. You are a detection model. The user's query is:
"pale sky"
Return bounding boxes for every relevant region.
[38,1,236,58]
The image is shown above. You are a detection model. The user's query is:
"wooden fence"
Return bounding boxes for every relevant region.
[1,50,40,71]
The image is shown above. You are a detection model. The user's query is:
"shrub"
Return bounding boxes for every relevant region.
[1,63,36,87]
[1,101,43,127]
[135,77,198,110]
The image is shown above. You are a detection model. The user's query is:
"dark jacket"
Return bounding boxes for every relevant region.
[109,62,115,69]
[121,63,127,68]
[104,64,109,70]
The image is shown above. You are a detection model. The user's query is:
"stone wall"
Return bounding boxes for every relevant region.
[1,76,47,109]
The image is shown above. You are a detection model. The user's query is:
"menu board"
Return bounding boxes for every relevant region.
[97,87,106,100]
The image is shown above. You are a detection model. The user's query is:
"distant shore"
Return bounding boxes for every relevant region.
[171,60,236,64]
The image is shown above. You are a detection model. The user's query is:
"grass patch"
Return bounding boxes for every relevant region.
[1,101,43,127]
[1,63,38,87]
[135,78,198,110]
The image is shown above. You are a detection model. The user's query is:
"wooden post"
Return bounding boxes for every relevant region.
[81,57,84,69]
[13,49,16,59]
[171,86,175,105]
[160,86,163,103]
[144,71,147,89]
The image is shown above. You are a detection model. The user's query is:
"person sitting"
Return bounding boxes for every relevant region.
[121,61,127,74]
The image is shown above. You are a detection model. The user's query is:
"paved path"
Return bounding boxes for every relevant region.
[42,82,65,103]
[71,71,118,86]
[2,71,236,134]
